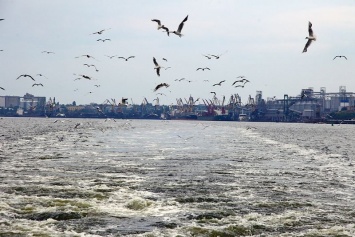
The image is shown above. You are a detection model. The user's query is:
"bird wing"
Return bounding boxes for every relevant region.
[28,75,35,81]
[154,84,163,91]
[16,75,24,80]
[232,81,238,86]
[118,57,126,60]
[333,56,338,60]
[156,67,160,76]
[153,57,159,67]
[127,56,135,59]
[303,39,312,53]
[308,21,313,37]
[196,68,202,71]
[177,15,188,32]
[205,67,210,70]
[151,19,161,26]
[344,56,348,60]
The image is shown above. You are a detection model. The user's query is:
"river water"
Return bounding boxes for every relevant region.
[0,117,354,236]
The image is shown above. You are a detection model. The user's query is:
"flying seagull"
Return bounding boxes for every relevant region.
[232,79,249,85]
[97,38,111,42]
[177,135,193,141]
[91,28,111,35]
[174,78,185,81]
[153,57,161,76]
[118,56,135,61]
[75,54,97,60]
[0,87,4,90]
[83,64,99,72]
[171,15,188,37]
[105,55,117,59]
[333,56,347,60]
[196,67,210,71]
[36,74,48,79]
[302,21,316,53]
[154,83,169,92]
[42,51,55,54]
[210,91,216,95]
[16,74,35,81]
[213,80,226,86]
[32,83,44,87]
[162,58,168,62]
[73,74,93,80]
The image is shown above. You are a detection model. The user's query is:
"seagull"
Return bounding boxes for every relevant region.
[174,78,185,81]
[196,67,210,71]
[154,83,169,92]
[83,64,99,72]
[162,58,168,62]
[36,74,48,79]
[94,85,100,87]
[210,91,216,95]
[42,51,55,54]
[74,74,93,80]
[16,74,35,81]
[153,57,161,76]
[303,21,316,53]
[74,123,81,129]
[97,38,111,42]
[0,87,4,90]
[105,55,117,59]
[235,85,245,88]
[333,56,347,60]
[213,80,225,86]
[171,15,188,37]
[177,135,193,141]
[232,79,249,85]
[118,56,135,61]
[91,28,111,35]
[32,83,43,87]
[75,54,97,60]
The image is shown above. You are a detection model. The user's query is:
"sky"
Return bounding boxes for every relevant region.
[1,0,355,106]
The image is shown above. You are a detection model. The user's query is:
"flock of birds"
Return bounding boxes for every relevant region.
[0,18,349,105]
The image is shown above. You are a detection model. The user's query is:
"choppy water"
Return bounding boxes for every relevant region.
[0,117,354,236]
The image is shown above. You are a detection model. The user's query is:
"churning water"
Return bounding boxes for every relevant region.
[0,117,354,236]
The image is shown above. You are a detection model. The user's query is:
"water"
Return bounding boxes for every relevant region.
[0,117,354,236]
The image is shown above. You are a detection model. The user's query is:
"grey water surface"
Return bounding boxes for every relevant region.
[0,117,354,236]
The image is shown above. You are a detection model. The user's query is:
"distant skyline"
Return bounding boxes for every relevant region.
[1,0,355,105]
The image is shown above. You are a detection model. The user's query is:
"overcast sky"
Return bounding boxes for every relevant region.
[1,0,355,105]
